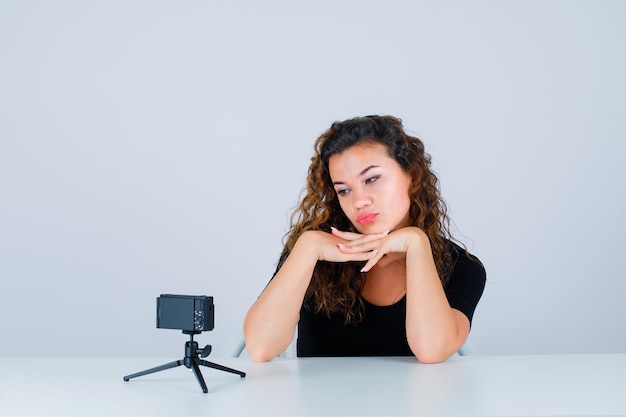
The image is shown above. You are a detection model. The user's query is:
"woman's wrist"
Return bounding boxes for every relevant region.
[295,230,326,262]
[400,227,430,253]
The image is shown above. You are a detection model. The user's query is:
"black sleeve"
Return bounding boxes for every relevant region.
[444,242,486,325]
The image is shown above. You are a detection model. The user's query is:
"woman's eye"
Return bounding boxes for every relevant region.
[365,176,380,185]
[336,188,350,196]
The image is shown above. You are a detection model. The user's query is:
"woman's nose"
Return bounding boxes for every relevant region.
[352,187,372,209]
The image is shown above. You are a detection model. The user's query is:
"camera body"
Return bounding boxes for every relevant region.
[156,294,214,332]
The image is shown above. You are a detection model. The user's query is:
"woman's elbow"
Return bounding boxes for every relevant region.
[408,340,456,364]
[414,351,451,364]
[246,345,275,362]
[243,325,287,362]
[243,329,275,362]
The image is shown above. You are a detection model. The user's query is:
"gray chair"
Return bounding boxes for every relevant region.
[220,328,477,358]
[457,338,478,356]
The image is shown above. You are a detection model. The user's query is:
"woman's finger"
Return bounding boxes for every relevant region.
[337,241,380,254]
[335,248,379,264]
[332,227,389,244]
[360,251,385,272]
[330,227,363,241]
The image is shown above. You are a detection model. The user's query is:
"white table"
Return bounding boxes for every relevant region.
[1,354,625,416]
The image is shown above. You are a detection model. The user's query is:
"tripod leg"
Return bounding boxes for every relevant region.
[123,360,183,381]
[190,359,209,393]
[197,359,246,377]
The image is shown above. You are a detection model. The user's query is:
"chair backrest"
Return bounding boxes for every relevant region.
[220,329,477,358]
[457,338,478,356]
[219,329,247,358]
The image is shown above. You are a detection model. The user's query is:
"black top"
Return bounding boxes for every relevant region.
[272,240,486,357]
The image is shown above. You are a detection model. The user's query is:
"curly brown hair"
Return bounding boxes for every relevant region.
[280,115,454,324]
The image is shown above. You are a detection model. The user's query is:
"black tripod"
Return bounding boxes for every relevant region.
[123,330,246,393]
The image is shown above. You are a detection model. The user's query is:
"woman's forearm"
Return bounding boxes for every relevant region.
[404,231,469,363]
[243,233,319,361]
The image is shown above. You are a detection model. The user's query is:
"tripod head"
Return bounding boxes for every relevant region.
[182,330,211,358]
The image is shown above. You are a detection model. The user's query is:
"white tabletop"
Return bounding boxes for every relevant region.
[1,353,625,416]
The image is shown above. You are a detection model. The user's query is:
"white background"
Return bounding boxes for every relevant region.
[1,0,624,357]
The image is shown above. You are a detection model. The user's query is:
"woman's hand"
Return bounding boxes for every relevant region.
[300,229,382,264]
[332,227,428,272]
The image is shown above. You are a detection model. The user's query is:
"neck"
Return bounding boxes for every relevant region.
[360,261,407,306]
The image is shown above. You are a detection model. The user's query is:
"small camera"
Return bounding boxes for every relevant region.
[124,294,244,392]
[156,294,214,332]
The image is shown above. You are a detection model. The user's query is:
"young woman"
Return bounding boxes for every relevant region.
[244,115,485,363]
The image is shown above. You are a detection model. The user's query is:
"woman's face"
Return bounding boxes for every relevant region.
[328,142,413,234]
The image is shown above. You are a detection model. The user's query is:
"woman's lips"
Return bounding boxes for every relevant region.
[356,213,378,225]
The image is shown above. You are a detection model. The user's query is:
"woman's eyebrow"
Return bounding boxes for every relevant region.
[332,165,380,186]
[359,165,380,177]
